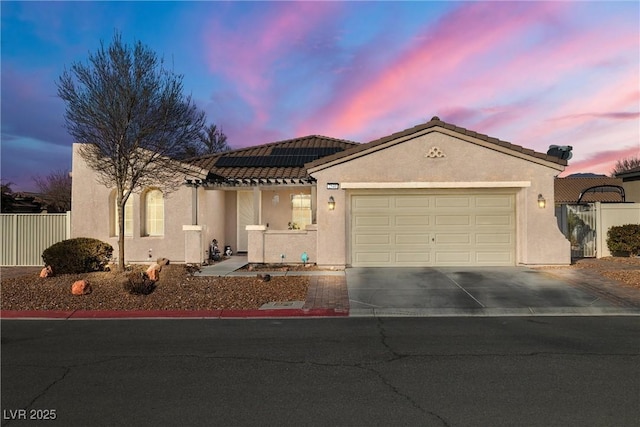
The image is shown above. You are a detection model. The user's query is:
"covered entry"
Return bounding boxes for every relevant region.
[350,190,515,267]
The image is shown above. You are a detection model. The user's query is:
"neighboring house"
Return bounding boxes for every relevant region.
[71,116,570,267]
[615,166,640,203]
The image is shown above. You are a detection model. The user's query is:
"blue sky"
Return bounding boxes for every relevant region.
[2,1,639,192]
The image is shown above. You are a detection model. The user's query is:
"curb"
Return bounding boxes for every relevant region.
[0,308,349,320]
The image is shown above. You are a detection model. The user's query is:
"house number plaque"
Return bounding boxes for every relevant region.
[327,183,340,190]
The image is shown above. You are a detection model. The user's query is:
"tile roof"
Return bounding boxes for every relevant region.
[554,177,625,204]
[307,116,568,170]
[188,135,359,182]
[615,165,640,179]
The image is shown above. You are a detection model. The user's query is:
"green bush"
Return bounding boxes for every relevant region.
[124,272,156,295]
[42,238,113,274]
[607,224,640,256]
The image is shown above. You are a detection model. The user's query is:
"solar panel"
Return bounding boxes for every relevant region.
[213,146,345,168]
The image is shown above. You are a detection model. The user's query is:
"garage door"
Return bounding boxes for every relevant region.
[351,192,515,267]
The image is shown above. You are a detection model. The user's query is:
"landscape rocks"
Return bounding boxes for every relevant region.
[71,280,92,295]
[39,266,53,278]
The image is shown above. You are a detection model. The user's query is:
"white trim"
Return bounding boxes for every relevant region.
[246,225,267,231]
[340,181,531,189]
[182,225,203,231]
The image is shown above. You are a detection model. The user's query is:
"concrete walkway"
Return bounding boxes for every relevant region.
[194,255,249,277]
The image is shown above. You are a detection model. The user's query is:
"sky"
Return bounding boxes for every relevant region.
[1,1,639,192]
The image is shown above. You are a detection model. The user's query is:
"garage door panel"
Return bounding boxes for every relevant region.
[435,251,471,263]
[395,252,431,263]
[395,234,429,244]
[354,197,391,209]
[476,252,513,264]
[395,215,430,226]
[435,215,471,226]
[476,233,512,244]
[476,215,512,226]
[395,197,430,208]
[355,234,391,245]
[435,197,470,208]
[354,252,391,263]
[351,193,515,267]
[436,233,471,244]
[355,216,390,227]
[476,196,513,208]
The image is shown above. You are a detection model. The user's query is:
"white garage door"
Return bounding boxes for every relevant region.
[351,192,515,267]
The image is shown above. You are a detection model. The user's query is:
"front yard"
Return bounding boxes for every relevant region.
[1,264,309,311]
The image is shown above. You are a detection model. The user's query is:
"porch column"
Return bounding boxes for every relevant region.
[183,225,204,263]
[311,185,317,223]
[253,186,261,224]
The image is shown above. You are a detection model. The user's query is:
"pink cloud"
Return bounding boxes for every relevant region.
[202,3,339,126]
[562,146,640,177]
[295,1,570,139]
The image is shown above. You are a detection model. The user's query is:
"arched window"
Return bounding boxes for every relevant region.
[114,195,133,237]
[145,189,164,236]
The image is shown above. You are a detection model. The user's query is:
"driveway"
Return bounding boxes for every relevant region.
[346,267,640,316]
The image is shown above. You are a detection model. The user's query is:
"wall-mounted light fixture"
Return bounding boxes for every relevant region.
[537,194,546,209]
[328,196,336,210]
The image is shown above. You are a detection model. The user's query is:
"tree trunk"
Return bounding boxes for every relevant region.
[117,191,126,271]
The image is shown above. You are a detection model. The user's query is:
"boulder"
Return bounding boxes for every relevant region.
[257,273,271,282]
[39,265,53,278]
[146,264,161,281]
[71,280,92,295]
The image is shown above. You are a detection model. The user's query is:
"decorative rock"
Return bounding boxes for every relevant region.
[146,264,161,281]
[39,265,53,278]
[257,273,271,282]
[156,257,170,266]
[71,280,92,295]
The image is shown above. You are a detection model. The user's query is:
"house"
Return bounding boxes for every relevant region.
[554,175,626,206]
[71,116,571,267]
[615,166,640,202]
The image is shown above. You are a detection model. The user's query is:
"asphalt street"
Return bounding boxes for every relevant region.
[2,317,639,427]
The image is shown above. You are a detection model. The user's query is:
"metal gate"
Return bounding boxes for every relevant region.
[566,204,597,258]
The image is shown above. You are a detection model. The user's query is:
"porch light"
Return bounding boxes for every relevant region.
[328,196,336,210]
[537,194,546,209]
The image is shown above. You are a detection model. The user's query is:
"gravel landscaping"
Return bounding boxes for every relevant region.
[1,264,309,311]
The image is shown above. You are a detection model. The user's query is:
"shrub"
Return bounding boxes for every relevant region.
[124,272,156,295]
[607,224,640,256]
[42,238,113,274]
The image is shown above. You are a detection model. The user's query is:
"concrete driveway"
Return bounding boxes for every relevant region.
[346,267,639,316]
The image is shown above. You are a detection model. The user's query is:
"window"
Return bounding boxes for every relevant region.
[114,197,133,236]
[145,189,164,236]
[291,194,312,229]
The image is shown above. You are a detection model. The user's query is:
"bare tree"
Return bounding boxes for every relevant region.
[612,156,640,176]
[32,170,72,213]
[1,180,15,213]
[199,123,230,155]
[57,32,205,269]
[176,123,230,159]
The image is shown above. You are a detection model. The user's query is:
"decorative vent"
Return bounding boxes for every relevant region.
[425,147,446,158]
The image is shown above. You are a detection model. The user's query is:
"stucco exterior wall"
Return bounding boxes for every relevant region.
[247,225,317,264]
[310,129,570,266]
[71,143,199,263]
[622,180,640,203]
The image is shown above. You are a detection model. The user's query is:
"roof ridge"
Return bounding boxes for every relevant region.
[308,116,568,170]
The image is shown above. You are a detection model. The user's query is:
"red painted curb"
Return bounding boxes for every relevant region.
[1,309,349,319]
